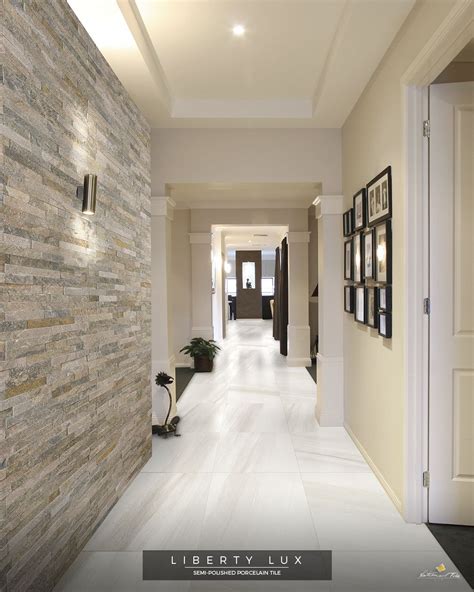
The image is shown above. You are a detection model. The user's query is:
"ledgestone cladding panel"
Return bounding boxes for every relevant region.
[0,1,152,590]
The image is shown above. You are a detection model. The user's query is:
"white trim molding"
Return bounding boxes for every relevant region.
[315,353,344,426]
[401,0,474,87]
[287,231,311,244]
[117,0,173,112]
[314,194,344,217]
[345,422,403,515]
[151,196,176,219]
[401,0,473,524]
[287,324,312,367]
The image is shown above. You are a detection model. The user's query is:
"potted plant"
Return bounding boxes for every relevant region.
[179,337,220,372]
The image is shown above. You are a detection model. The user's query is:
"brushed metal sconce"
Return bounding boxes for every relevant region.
[77,174,97,215]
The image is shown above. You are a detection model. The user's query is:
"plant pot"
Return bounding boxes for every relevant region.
[194,356,213,372]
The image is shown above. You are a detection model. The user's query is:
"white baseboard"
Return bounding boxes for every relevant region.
[344,421,403,516]
[287,357,312,367]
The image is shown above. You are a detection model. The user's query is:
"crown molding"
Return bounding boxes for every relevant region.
[401,0,474,87]
[151,196,176,218]
[287,231,311,244]
[312,1,351,114]
[117,0,173,112]
[314,194,344,217]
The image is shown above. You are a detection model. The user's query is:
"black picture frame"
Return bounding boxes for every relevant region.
[344,239,353,280]
[367,166,392,227]
[354,285,367,324]
[343,208,354,237]
[353,232,364,283]
[366,286,378,328]
[378,312,392,338]
[375,220,392,284]
[353,189,366,231]
[378,285,392,312]
[363,228,375,280]
[344,285,354,313]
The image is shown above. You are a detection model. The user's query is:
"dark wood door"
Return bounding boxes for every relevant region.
[236,250,262,319]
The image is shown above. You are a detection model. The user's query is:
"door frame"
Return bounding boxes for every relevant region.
[402,0,473,524]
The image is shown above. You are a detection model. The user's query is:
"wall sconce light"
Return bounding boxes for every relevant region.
[224,262,231,274]
[77,174,97,215]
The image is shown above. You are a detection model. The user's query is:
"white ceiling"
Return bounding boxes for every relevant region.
[68,0,415,128]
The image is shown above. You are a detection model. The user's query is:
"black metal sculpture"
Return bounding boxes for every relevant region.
[153,372,180,437]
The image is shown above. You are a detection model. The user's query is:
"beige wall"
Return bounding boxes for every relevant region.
[191,208,308,232]
[342,0,457,510]
[152,128,342,195]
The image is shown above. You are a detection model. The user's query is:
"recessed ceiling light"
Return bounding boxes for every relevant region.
[232,24,245,37]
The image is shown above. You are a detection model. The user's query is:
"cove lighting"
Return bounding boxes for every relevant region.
[232,24,245,37]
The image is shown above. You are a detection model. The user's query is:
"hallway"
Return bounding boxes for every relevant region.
[55,321,468,591]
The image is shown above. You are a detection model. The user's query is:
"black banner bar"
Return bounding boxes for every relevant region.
[143,550,332,581]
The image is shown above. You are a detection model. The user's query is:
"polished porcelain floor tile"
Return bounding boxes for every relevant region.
[198,473,319,550]
[281,396,320,433]
[85,473,212,551]
[179,401,227,433]
[331,551,471,591]
[292,432,372,473]
[302,473,440,551]
[142,433,220,473]
[56,319,454,592]
[54,552,190,592]
[213,432,299,472]
[220,402,289,433]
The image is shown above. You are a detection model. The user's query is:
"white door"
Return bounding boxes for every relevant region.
[429,81,474,525]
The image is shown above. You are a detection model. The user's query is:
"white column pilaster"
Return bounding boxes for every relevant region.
[151,197,177,423]
[189,233,213,340]
[314,195,344,426]
[287,231,311,367]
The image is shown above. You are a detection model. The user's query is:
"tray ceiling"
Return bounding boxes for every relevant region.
[68,0,415,128]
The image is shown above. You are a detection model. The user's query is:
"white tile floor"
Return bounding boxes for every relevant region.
[55,320,470,591]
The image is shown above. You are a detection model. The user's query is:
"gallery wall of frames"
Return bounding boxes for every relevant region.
[343,166,392,338]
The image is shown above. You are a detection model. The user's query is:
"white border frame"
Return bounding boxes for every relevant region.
[402,0,473,523]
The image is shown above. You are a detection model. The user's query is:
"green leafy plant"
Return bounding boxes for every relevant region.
[179,337,221,360]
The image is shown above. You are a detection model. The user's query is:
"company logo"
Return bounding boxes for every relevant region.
[418,563,460,580]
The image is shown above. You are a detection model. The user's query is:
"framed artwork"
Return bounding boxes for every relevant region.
[344,285,354,313]
[367,287,378,328]
[353,232,364,283]
[363,228,375,280]
[344,239,353,280]
[354,285,366,324]
[343,209,354,237]
[378,286,392,312]
[375,220,392,283]
[353,189,366,231]
[367,166,392,226]
[378,312,392,338]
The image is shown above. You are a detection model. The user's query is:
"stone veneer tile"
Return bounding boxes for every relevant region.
[0,1,151,590]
